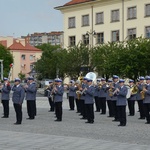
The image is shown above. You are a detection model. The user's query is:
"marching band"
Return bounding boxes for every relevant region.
[0,74,150,126]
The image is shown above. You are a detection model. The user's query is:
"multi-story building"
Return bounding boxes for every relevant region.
[22,31,64,47]
[55,0,150,48]
[0,36,42,80]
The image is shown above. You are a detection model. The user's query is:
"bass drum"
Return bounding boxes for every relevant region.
[126,85,131,99]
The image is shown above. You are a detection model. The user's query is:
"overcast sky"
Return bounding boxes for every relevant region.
[0,0,69,37]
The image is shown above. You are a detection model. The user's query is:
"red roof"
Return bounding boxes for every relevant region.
[8,41,41,52]
[64,0,93,6]
[0,40,7,47]
[24,44,41,51]
[9,41,26,50]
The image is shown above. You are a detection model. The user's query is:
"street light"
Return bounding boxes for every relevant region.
[0,59,3,80]
[85,30,97,48]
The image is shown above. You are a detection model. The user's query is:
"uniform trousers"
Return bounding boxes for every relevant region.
[117,106,126,125]
[111,101,119,120]
[55,102,62,121]
[68,96,75,110]
[27,100,36,119]
[1,100,9,117]
[137,100,145,118]
[75,98,81,113]
[80,99,87,118]
[85,104,94,123]
[13,103,22,124]
[128,100,135,116]
[48,97,55,111]
[99,97,106,114]
[94,96,100,112]
[143,103,150,123]
[107,100,113,117]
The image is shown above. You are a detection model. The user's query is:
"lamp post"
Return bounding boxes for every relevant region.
[0,59,3,80]
[85,30,97,48]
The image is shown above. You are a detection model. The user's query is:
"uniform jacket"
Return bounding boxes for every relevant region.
[53,85,64,102]
[68,86,76,97]
[80,83,88,100]
[99,83,107,98]
[47,85,53,98]
[25,82,37,101]
[1,84,11,100]
[128,85,137,101]
[143,84,150,104]
[116,86,127,106]
[12,84,25,104]
[111,82,120,101]
[94,85,99,97]
[84,85,95,104]
[137,83,145,100]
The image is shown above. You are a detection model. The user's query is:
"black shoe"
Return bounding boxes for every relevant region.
[138,117,145,119]
[118,124,126,127]
[100,113,106,115]
[95,110,100,112]
[14,122,21,125]
[80,117,86,120]
[1,116,8,118]
[76,111,80,113]
[26,117,34,120]
[145,122,150,124]
[54,119,61,122]
[85,121,90,123]
[112,119,119,122]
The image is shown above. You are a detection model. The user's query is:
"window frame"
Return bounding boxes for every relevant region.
[111,9,120,22]
[96,12,104,24]
[68,17,76,28]
[82,14,90,27]
[127,6,137,20]
[69,36,76,46]
[111,30,120,42]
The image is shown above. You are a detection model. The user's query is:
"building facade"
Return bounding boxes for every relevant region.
[0,36,42,81]
[55,0,150,48]
[22,31,64,47]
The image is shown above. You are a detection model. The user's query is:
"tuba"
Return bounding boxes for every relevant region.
[140,85,146,100]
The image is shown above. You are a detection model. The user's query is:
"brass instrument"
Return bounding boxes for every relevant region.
[140,85,146,100]
[130,85,138,95]
[108,83,114,97]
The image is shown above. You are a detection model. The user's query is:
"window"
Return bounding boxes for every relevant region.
[145,26,150,38]
[82,15,89,26]
[30,55,34,61]
[145,4,150,17]
[112,30,119,42]
[69,36,76,46]
[97,33,104,44]
[111,9,119,22]
[21,54,25,60]
[96,12,104,24]
[128,6,136,19]
[68,17,75,28]
[82,35,89,45]
[30,64,34,70]
[128,28,136,39]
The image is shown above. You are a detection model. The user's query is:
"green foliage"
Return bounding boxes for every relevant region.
[18,72,26,81]
[0,44,13,78]
[35,38,150,80]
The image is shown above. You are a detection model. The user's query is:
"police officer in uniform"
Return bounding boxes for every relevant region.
[84,78,95,124]
[68,80,76,110]
[53,78,64,121]
[136,76,145,119]
[47,81,55,112]
[128,79,137,116]
[111,75,120,121]
[106,79,114,117]
[143,76,150,124]
[25,77,37,120]
[12,78,25,125]
[1,77,11,118]
[99,78,107,115]
[116,79,127,126]
[94,79,101,112]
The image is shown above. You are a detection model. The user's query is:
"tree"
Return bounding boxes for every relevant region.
[18,72,26,81]
[0,44,13,78]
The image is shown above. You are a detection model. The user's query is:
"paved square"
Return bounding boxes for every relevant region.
[0,92,149,150]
